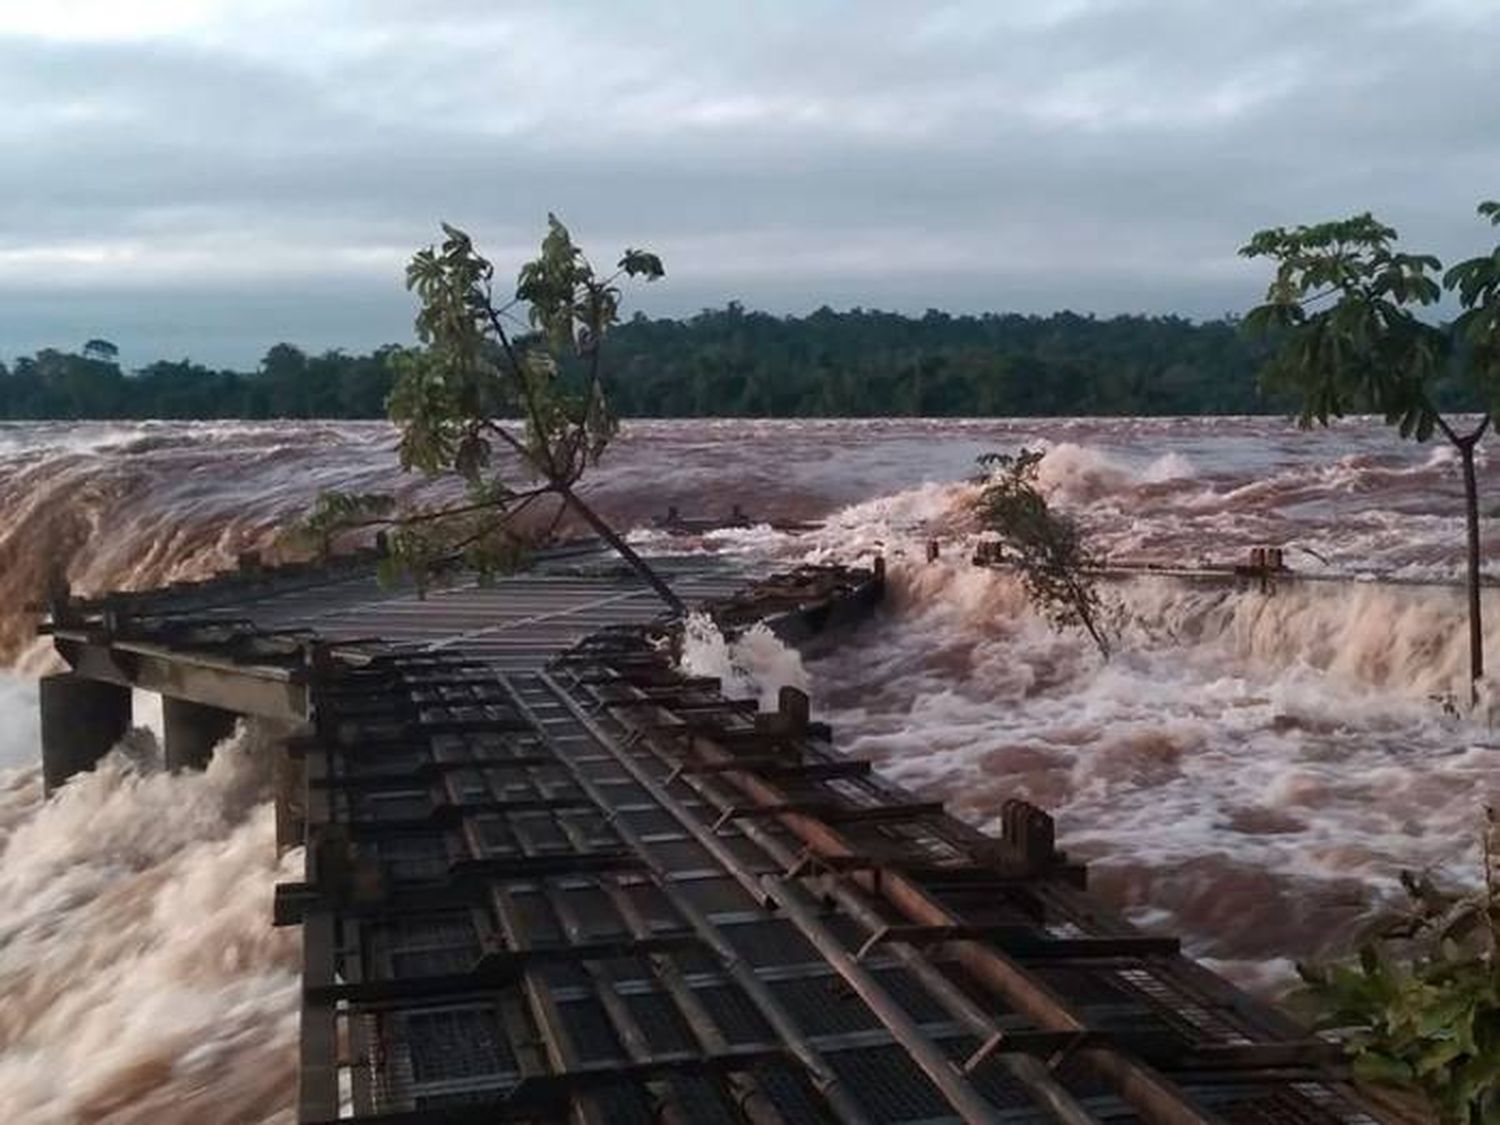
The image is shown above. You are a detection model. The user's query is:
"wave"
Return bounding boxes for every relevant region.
[807,557,1498,987]
[678,613,811,710]
[0,724,299,1124]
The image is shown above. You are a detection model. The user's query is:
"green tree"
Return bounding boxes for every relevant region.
[1295,810,1500,1123]
[260,342,310,417]
[973,448,1111,658]
[300,216,683,610]
[1240,203,1500,698]
[82,338,119,366]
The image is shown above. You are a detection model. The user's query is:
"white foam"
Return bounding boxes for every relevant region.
[806,557,1498,986]
[0,717,300,1123]
[678,613,811,710]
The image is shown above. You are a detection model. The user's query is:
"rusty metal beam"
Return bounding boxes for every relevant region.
[597,683,1214,1125]
[505,676,873,1125]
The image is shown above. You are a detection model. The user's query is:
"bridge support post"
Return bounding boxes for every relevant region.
[41,673,132,795]
[274,737,307,851]
[162,696,238,772]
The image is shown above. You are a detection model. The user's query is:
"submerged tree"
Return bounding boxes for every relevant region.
[296,216,684,611]
[1240,202,1500,700]
[973,448,1111,658]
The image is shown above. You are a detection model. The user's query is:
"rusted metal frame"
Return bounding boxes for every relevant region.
[498,985,550,1086]
[439,794,599,820]
[544,878,666,1122]
[768,885,1035,1125]
[1121,949,1314,1046]
[767,879,1100,1122]
[1176,1041,1348,1072]
[671,757,871,783]
[313,755,560,790]
[331,797,599,835]
[855,925,1182,962]
[708,799,945,831]
[489,881,610,1125]
[306,933,705,1003]
[634,721,1214,1125]
[448,845,647,882]
[600,878,793,1125]
[496,693,693,1121]
[828,851,1214,1124]
[537,866,727,1124]
[645,696,760,714]
[506,674,872,1125]
[601,696,758,723]
[603,699,1101,1125]
[543,813,669,1079]
[305,1048,794,1125]
[536,674,1017,1125]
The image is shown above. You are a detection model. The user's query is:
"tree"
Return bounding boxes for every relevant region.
[298,216,683,611]
[973,448,1111,658]
[1240,203,1500,700]
[82,338,119,366]
[260,343,310,417]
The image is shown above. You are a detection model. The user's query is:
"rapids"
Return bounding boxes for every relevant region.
[1,416,1497,1121]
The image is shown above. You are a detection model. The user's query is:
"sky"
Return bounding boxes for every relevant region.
[2,0,1497,368]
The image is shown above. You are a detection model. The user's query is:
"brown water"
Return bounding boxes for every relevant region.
[0,417,1497,1121]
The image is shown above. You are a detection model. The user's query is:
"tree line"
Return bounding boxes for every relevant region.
[0,305,1297,420]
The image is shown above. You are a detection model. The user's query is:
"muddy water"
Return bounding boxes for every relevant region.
[0,416,1496,1120]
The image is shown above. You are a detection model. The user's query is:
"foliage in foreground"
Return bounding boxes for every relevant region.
[290,215,681,607]
[972,448,1111,658]
[1296,810,1500,1123]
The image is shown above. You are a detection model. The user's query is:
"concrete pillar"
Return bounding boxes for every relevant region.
[162,696,238,772]
[41,673,132,795]
[274,735,307,852]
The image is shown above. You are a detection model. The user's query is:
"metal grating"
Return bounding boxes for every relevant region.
[51,552,1407,1124]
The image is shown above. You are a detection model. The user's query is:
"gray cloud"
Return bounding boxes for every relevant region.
[1,0,1497,367]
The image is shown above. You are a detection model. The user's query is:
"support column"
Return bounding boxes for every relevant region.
[41,673,132,795]
[273,731,308,852]
[162,696,238,772]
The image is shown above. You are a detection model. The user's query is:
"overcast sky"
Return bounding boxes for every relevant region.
[2,0,1497,368]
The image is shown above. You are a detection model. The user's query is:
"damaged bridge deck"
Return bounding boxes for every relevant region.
[38,547,1411,1124]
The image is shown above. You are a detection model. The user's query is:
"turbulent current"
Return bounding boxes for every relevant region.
[1,416,1498,1121]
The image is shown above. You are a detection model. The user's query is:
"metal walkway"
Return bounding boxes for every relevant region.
[38,548,1414,1123]
[275,612,1403,1125]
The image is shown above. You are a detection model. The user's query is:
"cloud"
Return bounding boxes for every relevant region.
[1,0,1497,366]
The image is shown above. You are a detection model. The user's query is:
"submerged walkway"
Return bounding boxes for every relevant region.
[37,548,1412,1124]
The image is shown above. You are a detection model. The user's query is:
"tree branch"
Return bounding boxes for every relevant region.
[1465,413,1493,447]
[481,294,557,475]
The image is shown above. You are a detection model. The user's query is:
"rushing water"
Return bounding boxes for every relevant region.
[1,416,1497,1121]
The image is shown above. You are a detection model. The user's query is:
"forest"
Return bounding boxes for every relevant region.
[0,305,1287,419]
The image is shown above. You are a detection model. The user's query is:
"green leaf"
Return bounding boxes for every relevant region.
[618,248,665,280]
[1353,1050,1415,1086]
